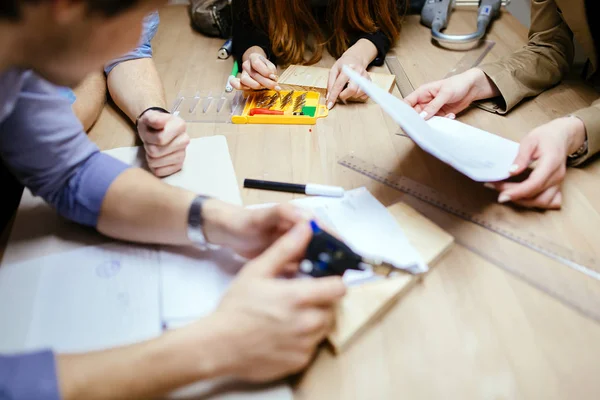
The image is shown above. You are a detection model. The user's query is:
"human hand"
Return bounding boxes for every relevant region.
[484,116,587,209]
[209,222,346,382]
[230,48,281,91]
[327,54,370,108]
[136,110,190,177]
[404,68,499,120]
[201,201,312,259]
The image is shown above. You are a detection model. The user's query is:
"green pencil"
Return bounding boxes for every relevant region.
[225,60,239,92]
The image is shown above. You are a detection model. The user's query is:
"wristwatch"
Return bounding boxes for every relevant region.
[187,195,211,247]
[567,115,589,164]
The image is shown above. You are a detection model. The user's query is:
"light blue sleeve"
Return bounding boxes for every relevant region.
[104,11,160,75]
[0,71,129,227]
[0,350,60,400]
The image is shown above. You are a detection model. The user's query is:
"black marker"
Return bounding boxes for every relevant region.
[244,179,344,197]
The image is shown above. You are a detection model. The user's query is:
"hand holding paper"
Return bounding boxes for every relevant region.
[342,66,519,182]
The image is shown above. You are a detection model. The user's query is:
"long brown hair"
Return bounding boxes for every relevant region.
[248,0,402,66]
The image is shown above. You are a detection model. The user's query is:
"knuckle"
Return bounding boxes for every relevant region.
[145,144,160,158]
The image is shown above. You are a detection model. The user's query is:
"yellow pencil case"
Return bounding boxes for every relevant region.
[231,90,328,125]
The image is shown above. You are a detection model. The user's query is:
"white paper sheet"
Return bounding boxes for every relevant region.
[104,135,243,205]
[0,243,161,353]
[160,246,243,322]
[290,187,427,284]
[343,66,520,182]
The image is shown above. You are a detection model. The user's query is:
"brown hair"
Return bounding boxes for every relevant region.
[248,0,403,66]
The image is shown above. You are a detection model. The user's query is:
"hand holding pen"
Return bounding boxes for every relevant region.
[230,47,281,91]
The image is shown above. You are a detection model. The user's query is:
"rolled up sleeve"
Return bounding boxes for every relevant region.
[0,350,60,400]
[104,11,160,75]
[570,98,600,165]
[478,0,574,113]
[0,71,129,227]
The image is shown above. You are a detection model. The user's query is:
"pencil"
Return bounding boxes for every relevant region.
[225,60,239,93]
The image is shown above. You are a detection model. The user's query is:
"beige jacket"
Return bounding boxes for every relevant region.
[478,0,599,164]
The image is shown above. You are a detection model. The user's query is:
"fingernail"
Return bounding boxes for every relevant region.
[498,194,511,203]
[270,74,278,80]
[447,113,456,120]
[509,164,519,173]
[419,111,428,119]
[484,183,495,190]
[275,85,282,91]
[327,102,334,110]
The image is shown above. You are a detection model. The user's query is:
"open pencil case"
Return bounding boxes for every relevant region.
[231,90,328,125]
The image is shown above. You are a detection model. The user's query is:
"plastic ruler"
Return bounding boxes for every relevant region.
[339,154,600,322]
[171,89,246,123]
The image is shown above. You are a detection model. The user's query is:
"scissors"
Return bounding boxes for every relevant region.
[300,221,420,278]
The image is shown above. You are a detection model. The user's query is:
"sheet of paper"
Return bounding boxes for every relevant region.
[0,243,161,353]
[160,246,243,322]
[104,135,243,205]
[290,187,428,284]
[343,66,520,182]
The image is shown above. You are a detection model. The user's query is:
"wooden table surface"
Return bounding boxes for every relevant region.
[16,5,600,399]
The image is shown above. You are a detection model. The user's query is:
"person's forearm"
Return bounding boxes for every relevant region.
[106,58,166,123]
[58,316,233,400]
[470,68,501,100]
[344,39,378,68]
[72,71,107,132]
[96,168,233,246]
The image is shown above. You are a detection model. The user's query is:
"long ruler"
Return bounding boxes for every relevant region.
[339,154,600,321]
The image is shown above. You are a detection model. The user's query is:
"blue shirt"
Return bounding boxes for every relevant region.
[0,69,130,397]
[58,11,160,104]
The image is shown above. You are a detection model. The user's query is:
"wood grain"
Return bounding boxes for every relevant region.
[328,202,454,353]
[4,6,600,399]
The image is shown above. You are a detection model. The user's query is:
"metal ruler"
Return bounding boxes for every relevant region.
[339,154,600,321]
[444,40,495,78]
[384,56,414,98]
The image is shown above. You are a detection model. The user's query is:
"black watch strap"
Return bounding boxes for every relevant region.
[187,195,211,246]
[136,107,170,128]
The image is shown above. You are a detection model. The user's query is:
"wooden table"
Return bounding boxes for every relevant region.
[14,5,600,399]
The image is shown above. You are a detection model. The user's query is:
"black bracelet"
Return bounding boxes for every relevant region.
[135,106,170,128]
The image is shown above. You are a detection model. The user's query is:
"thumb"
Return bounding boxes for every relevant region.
[141,110,171,130]
[241,222,312,278]
[510,138,537,175]
[420,89,452,120]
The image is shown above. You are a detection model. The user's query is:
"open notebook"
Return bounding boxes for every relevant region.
[0,135,293,399]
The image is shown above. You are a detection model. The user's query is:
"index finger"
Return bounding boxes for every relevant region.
[251,57,278,82]
[403,83,437,107]
[500,157,561,201]
[327,71,349,108]
[240,222,313,278]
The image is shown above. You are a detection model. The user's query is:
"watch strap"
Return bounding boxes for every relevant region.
[187,195,211,247]
[136,107,170,128]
